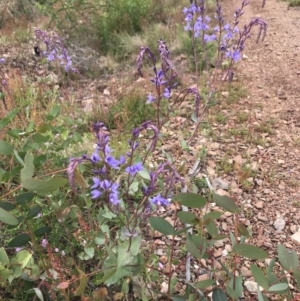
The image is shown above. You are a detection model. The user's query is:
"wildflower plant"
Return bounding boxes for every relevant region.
[2,1,300,301]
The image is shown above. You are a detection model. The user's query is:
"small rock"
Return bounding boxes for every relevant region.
[256,179,263,186]
[212,178,229,190]
[213,248,223,257]
[273,218,286,230]
[214,240,224,247]
[244,281,263,293]
[160,255,168,264]
[257,213,268,222]
[290,225,298,233]
[240,266,252,277]
[216,189,231,197]
[234,155,243,165]
[210,142,220,150]
[291,231,300,245]
[254,201,264,209]
[103,88,110,96]
[221,91,229,97]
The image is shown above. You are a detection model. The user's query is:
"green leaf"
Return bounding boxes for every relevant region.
[0,108,20,129]
[0,265,11,281]
[212,288,228,301]
[34,226,52,237]
[7,128,21,138]
[0,202,16,211]
[233,244,267,259]
[27,205,42,219]
[202,211,222,224]
[226,276,243,299]
[0,247,9,266]
[172,193,207,208]
[74,269,88,296]
[177,211,198,224]
[278,244,294,271]
[138,169,150,180]
[195,279,215,289]
[14,150,24,166]
[0,208,19,225]
[149,217,176,236]
[250,264,269,290]
[46,105,60,121]
[267,283,289,293]
[96,268,117,285]
[0,140,13,155]
[22,177,68,194]
[8,233,30,247]
[16,250,32,268]
[237,223,250,237]
[257,287,267,301]
[292,267,300,290]
[117,236,141,267]
[84,247,94,260]
[207,221,219,238]
[31,133,50,143]
[128,181,139,195]
[26,121,35,133]
[186,238,202,259]
[33,288,44,301]
[37,123,51,133]
[212,192,239,213]
[21,152,35,181]
[15,192,36,206]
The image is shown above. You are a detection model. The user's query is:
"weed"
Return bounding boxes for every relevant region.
[236,111,249,123]
[215,111,228,124]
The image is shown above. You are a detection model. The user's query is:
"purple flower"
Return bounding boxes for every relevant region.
[204,34,217,43]
[91,189,102,199]
[106,155,122,169]
[226,49,241,62]
[41,239,48,248]
[150,70,166,86]
[0,58,5,63]
[125,162,144,176]
[163,87,171,99]
[147,94,155,104]
[149,194,170,207]
[91,152,100,163]
[91,177,101,189]
[55,248,59,252]
[109,192,121,205]
[15,247,23,252]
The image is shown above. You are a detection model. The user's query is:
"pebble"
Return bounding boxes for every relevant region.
[212,178,229,190]
[273,218,286,230]
[244,281,263,293]
[254,201,264,209]
[240,266,252,277]
[291,231,300,245]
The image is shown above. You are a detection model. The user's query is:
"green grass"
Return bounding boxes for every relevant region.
[286,0,300,6]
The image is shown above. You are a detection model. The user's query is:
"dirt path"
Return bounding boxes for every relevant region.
[223,0,300,249]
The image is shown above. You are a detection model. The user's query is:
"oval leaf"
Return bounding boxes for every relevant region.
[278,244,294,271]
[177,211,198,224]
[149,217,176,236]
[22,177,68,194]
[0,207,19,225]
[268,283,289,293]
[250,264,269,290]
[15,192,36,206]
[212,288,228,301]
[33,288,44,301]
[0,202,16,211]
[0,140,13,155]
[172,193,207,208]
[27,205,42,219]
[233,244,267,260]
[34,226,52,237]
[195,279,215,289]
[8,233,30,248]
[237,223,250,237]
[21,152,35,181]
[212,192,239,213]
